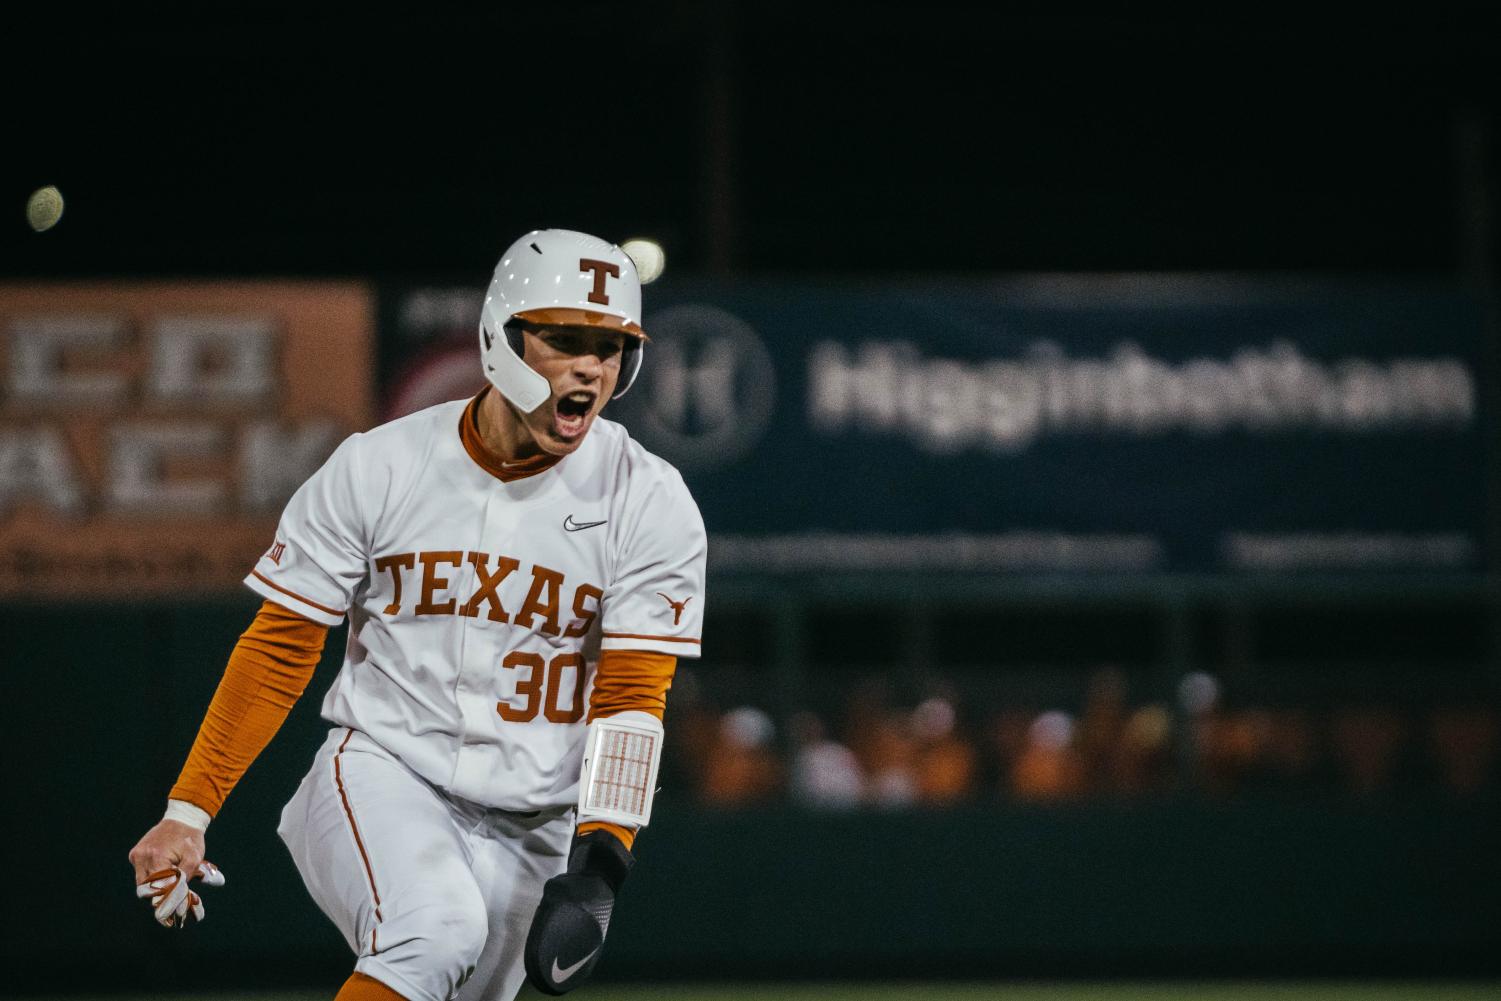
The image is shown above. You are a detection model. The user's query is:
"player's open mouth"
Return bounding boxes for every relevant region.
[553,390,596,439]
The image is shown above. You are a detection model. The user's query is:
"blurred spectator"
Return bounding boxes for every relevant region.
[664,669,1499,808]
[1180,671,1244,796]
[1076,667,1128,793]
[1178,673,1300,798]
[700,706,783,807]
[1011,710,1087,801]
[1427,706,1498,796]
[985,708,1035,794]
[1330,706,1407,796]
[660,667,720,795]
[1259,707,1323,793]
[1215,709,1277,792]
[837,680,922,807]
[1111,704,1175,796]
[910,696,977,804]
[1178,671,1220,716]
[789,711,865,809]
[861,711,920,807]
[841,678,896,764]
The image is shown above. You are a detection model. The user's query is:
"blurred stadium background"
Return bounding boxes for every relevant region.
[2,8,1497,1000]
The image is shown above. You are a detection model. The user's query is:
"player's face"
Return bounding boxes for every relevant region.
[517,325,626,454]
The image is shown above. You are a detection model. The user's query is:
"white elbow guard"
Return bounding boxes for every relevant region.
[577,710,663,828]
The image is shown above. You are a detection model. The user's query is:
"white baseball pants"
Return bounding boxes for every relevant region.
[278,727,572,1001]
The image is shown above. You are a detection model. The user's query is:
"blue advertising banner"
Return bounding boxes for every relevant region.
[380,276,1491,574]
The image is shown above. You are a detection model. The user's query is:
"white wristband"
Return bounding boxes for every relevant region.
[164,799,212,832]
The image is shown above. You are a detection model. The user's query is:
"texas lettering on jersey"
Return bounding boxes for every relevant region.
[243,391,707,812]
[372,551,601,636]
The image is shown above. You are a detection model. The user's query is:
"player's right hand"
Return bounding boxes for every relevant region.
[129,820,216,927]
[129,818,206,886]
[134,862,226,928]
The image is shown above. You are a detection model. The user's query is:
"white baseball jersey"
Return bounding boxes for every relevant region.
[245,392,706,811]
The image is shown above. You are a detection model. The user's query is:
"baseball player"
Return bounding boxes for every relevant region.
[127,229,707,1001]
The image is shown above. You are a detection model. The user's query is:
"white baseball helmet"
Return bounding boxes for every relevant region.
[479,229,648,413]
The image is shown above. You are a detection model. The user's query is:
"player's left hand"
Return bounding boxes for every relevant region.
[524,830,634,995]
[135,862,226,929]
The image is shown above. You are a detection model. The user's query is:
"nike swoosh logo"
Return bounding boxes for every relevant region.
[564,515,608,532]
[552,947,599,983]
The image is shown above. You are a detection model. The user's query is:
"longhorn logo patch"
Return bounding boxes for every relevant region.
[657,592,691,625]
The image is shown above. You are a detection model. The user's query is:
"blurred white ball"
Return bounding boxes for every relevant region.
[621,238,665,284]
[27,186,64,232]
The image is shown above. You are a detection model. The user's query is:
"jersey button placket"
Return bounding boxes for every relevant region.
[453,486,507,797]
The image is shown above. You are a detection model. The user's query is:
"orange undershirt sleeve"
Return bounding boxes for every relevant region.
[585,648,675,723]
[577,648,677,851]
[334,972,407,1001]
[168,599,329,817]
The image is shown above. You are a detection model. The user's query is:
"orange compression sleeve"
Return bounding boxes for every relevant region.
[578,649,677,851]
[334,972,408,1001]
[168,599,328,817]
[586,649,675,723]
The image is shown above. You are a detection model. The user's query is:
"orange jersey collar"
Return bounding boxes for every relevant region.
[459,388,563,483]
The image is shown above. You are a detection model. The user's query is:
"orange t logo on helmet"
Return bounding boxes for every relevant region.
[579,259,620,305]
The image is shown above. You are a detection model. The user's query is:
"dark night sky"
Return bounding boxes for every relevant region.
[2,8,1494,280]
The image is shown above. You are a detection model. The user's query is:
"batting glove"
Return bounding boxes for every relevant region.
[136,861,225,929]
[524,830,634,995]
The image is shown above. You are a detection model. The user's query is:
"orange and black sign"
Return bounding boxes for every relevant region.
[0,283,374,599]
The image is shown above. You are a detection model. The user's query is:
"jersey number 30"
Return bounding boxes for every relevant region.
[497,651,585,724]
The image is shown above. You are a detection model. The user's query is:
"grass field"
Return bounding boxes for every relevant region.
[22,985,1501,1001]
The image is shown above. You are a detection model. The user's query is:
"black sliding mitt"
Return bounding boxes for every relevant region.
[524,830,635,995]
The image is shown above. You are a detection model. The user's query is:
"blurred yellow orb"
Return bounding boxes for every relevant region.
[621,238,665,284]
[27,186,64,232]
